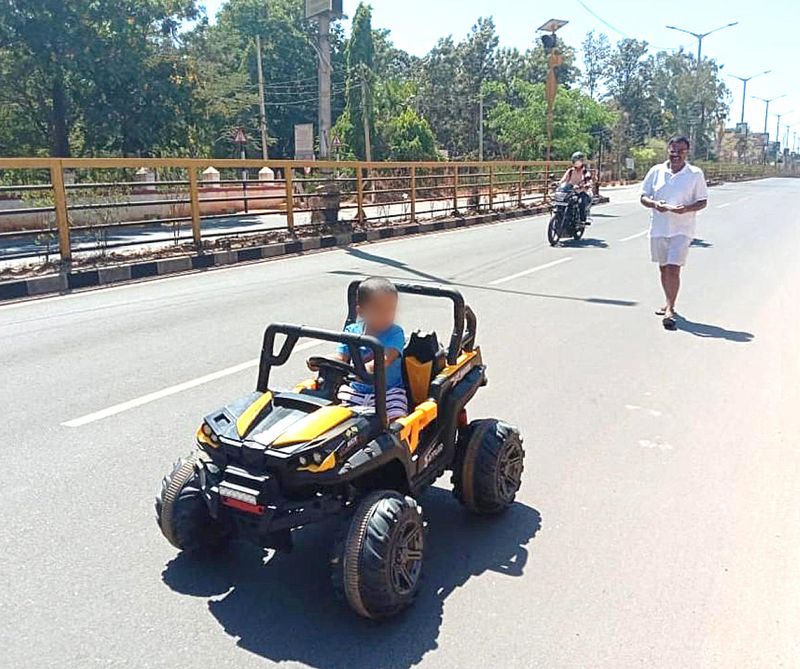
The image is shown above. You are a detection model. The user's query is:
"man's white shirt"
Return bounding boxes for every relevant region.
[640,162,708,238]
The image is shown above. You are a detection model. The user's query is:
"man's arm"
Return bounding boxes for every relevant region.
[673,173,709,214]
[639,168,668,211]
[640,194,671,212]
[672,199,707,214]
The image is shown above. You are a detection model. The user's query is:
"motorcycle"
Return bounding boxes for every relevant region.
[547,183,588,246]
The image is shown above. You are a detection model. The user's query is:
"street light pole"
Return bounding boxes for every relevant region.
[665,22,738,154]
[752,94,786,135]
[729,70,771,124]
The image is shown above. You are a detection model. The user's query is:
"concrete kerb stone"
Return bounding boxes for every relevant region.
[261,243,286,258]
[26,273,68,296]
[213,251,238,266]
[300,238,321,251]
[156,256,192,275]
[98,265,133,284]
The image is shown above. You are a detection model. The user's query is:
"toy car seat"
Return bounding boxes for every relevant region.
[403,331,447,408]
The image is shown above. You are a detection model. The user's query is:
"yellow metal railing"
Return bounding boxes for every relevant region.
[0,158,568,263]
[0,157,795,264]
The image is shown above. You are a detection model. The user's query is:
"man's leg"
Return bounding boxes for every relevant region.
[660,264,681,317]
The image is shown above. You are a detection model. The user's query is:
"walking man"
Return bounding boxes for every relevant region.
[640,136,708,330]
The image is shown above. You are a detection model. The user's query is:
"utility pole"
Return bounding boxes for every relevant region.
[317,12,332,159]
[478,92,484,162]
[255,35,269,160]
[666,22,738,156]
[360,69,372,163]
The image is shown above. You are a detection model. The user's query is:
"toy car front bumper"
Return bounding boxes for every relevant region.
[199,461,346,550]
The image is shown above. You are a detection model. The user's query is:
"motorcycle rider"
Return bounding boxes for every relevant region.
[560,151,593,225]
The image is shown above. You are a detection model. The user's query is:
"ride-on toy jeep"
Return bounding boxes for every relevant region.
[155,282,525,620]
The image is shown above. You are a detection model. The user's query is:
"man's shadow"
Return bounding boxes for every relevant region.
[674,315,754,342]
[162,488,541,669]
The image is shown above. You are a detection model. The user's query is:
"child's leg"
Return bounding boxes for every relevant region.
[337,383,371,408]
[386,387,409,420]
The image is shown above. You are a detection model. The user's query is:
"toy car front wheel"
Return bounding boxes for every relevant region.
[155,452,229,552]
[331,490,425,620]
[453,419,525,514]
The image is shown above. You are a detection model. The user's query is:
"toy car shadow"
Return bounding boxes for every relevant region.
[162,488,541,669]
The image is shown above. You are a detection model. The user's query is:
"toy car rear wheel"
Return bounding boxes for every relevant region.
[452,419,524,514]
[330,490,424,620]
[547,215,560,246]
[155,452,229,552]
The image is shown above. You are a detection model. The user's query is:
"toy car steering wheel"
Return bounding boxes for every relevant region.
[307,356,361,380]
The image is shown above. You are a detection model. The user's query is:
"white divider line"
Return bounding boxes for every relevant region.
[490,257,573,286]
[62,340,322,428]
[618,229,649,242]
[716,202,731,209]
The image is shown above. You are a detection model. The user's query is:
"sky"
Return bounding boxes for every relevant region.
[201,0,799,144]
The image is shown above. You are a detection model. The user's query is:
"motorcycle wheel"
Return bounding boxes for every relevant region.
[574,224,585,240]
[547,215,560,247]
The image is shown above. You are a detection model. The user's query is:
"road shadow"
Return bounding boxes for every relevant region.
[589,213,620,218]
[344,246,450,284]
[674,315,754,342]
[329,270,638,309]
[690,238,713,248]
[559,237,609,249]
[162,488,541,669]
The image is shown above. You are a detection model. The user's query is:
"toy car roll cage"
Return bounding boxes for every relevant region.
[256,282,477,428]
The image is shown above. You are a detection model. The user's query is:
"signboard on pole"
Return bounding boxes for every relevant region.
[233,127,247,145]
[305,0,343,19]
[294,123,315,161]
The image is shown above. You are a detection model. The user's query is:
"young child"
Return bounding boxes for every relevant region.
[335,277,408,420]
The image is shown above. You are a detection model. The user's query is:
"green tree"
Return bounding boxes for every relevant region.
[0,0,198,156]
[195,0,346,158]
[581,31,610,99]
[344,3,376,160]
[486,80,615,160]
[385,108,438,161]
[650,49,730,158]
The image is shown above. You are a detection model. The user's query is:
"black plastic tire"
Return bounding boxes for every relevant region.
[331,490,425,620]
[155,452,229,552]
[573,223,585,240]
[452,419,525,514]
[547,215,560,246]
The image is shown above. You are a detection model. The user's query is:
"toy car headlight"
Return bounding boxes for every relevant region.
[313,452,323,465]
[197,422,219,448]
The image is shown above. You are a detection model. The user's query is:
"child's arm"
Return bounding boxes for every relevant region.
[364,348,400,374]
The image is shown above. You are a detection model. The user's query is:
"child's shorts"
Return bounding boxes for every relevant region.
[337,384,409,420]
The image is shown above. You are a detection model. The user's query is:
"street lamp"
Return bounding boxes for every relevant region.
[665,22,738,68]
[537,18,569,188]
[665,22,738,155]
[729,70,771,125]
[751,94,786,135]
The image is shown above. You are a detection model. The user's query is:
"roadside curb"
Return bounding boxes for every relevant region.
[0,198,609,303]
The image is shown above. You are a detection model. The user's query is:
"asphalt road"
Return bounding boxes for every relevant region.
[1,179,798,668]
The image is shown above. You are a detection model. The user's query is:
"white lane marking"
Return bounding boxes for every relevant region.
[489,257,573,286]
[62,340,322,428]
[716,203,731,209]
[618,229,649,242]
